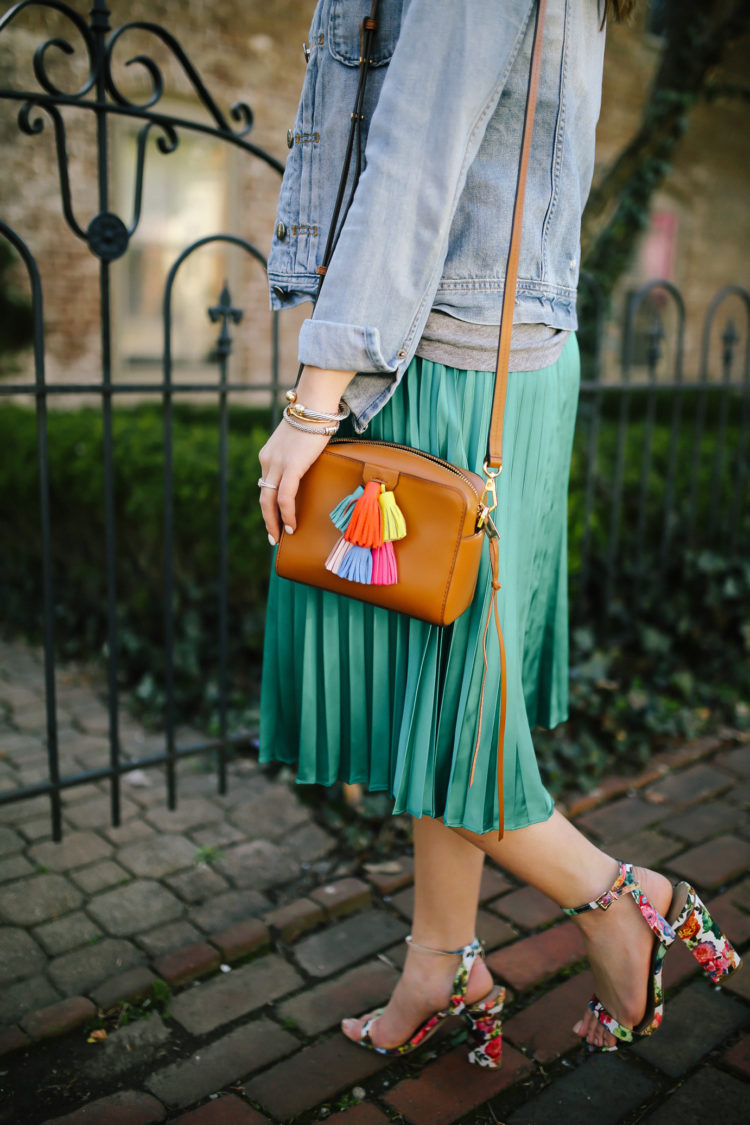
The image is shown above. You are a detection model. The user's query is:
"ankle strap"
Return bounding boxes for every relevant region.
[406,935,481,957]
[406,935,484,1012]
[562,861,639,916]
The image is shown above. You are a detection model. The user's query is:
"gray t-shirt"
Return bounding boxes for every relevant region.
[416,310,570,372]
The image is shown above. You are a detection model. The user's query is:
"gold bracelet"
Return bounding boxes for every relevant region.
[285,389,351,424]
[282,406,339,436]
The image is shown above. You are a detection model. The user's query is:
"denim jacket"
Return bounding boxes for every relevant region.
[268,0,606,431]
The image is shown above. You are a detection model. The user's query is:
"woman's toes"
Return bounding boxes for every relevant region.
[574,1008,595,1041]
[574,1007,617,1050]
[586,1021,615,1050]
[341,1017,363,1042]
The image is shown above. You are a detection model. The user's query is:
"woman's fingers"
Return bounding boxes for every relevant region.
[276,473,301,535]
[258,423,331,544]
[258,481,283,545]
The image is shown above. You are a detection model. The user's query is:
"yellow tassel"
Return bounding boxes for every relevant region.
[379,486,406,542]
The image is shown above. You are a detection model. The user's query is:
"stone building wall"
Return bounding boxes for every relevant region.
[598,9,750,379]
[0,1,748,400]
[0,0,316,401]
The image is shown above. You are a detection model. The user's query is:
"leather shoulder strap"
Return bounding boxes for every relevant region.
[486,0,547,470]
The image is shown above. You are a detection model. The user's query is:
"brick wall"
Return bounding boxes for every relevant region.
[0,0,315,399]
[0,1,747,398]
[595,10,750,378]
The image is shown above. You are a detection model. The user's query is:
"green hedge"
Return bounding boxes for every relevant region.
[1,401,748,793]
[0,403,271,717]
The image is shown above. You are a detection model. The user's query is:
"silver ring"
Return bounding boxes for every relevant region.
[258,477,279,491]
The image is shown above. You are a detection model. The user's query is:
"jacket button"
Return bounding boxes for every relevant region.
[397,349,407,359]
[272,285,286,299]
[286,129,294,149]
[276,222,287,241]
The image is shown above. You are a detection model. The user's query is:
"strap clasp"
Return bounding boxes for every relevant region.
[477,463,501,529]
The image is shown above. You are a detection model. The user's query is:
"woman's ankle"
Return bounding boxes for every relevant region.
[402,947,492,1003]
[557,856,621,914]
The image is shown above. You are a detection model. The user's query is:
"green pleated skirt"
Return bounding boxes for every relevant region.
[259,335,580,833]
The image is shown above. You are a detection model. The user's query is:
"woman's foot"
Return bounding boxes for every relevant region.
[571,865,673,1049]
[341,943,495,1049]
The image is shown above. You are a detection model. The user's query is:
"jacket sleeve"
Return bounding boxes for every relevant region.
[298,0,535,384]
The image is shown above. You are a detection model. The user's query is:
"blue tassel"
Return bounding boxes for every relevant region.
[330,486,364,532]
[336,544,373,584]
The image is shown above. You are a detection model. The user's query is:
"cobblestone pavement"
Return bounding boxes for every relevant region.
[1,637,749,1124]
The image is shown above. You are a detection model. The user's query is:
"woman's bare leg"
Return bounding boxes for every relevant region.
[342,814,494,1047]
[343,809,673,1050]
[454,809,673,1049]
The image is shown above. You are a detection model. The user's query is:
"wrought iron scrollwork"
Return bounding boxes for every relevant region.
[18,99,87,239]
[104,21,254,139]
[7,0,98,97]
[129,119,179,236]
[0,0,283,251]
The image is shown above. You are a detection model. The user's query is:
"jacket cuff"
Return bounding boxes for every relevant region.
[298,319,396,374]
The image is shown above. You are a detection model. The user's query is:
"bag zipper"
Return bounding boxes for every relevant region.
[329,437,481,499]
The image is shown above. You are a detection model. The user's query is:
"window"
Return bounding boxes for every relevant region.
[114,120,233,379]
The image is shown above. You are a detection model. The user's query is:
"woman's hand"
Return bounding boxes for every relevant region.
[258,423,331,544]
[258,365,355,544]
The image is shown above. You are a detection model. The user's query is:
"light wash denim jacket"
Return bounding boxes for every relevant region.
[268,0,606,430]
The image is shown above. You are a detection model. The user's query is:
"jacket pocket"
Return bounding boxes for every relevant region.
[327,0,403,67]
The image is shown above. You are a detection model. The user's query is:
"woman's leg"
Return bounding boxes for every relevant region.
[344,808,672,1050]
[453,809,673,1050]
[342,814,495,1047]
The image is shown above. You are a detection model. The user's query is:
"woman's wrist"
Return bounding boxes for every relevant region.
[294,365,355,413]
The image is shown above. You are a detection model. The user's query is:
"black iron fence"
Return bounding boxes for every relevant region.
[573,277,749,622]
[1,1,748,838]
[0,0,284,838]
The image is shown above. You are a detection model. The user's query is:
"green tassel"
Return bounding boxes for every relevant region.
[330,486,364,532]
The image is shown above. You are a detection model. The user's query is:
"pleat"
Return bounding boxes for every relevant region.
[259,336,580,832]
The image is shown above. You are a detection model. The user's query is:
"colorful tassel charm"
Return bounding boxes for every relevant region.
[327,480,406,587]
[336,544,373,583]
[371,541,398,585]
[329,486,364,532]
[378,487,406,541]
[325,537,353,573]
[345,480,383,548]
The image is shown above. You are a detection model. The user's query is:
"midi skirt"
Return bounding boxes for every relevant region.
[259,335,580,833]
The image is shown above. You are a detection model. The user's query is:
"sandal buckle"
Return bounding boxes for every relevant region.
[595,891,616,911]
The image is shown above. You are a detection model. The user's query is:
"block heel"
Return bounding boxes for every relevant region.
[563,861,742,1050]
[671,882,742,983]
[463,987,506,1068]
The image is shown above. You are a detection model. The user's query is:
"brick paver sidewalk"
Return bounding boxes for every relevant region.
[1,637,748,1124]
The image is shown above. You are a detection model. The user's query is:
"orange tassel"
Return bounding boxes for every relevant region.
[344,480,383,548]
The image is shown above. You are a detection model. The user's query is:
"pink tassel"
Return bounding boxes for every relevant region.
[371,541,398,586]
[325,537,353,574]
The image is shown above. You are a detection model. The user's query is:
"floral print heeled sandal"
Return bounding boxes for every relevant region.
[564,860,742,1050]
[348,935,506,1068]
